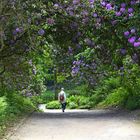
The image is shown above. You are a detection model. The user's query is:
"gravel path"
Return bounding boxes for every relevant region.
[8,106,140,140]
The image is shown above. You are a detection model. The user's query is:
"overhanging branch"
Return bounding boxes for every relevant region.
[0,66,5,75]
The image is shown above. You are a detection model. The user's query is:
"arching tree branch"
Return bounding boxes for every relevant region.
[0,66,5,75]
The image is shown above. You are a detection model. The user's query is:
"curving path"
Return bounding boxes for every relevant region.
[8,106,140,140]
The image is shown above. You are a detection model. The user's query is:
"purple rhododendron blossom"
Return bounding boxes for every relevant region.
[134,42,140,47]
[82,17,89,24]
[73,0,80,5]
[69,11,74,16]
[128,36,136,44]
[106,3,113,10]
[132,53,138,62]
[101,1,106,7]
[93,13,98,17]
[128,8,134,13]
[38,29,45,36]
[116,12,122,16]
[81,10,88,17]
[130,1,136,5]
[89,0,94,4]
[120,8,126,13]
[68,47,73,54]
[124,31,130,36]
[129,13,134,17]
[15,28,21,32]
[76,60,82,65]
[121,3,126,8]
[111,20,117,25]
[54,3,59,7]
[131,29,136,33]
[120,48,126,55]
[85,38,92,45]
[13,27,23,35]
[77,32,81,37]
[96,18,101,23]
[72,66,80,76]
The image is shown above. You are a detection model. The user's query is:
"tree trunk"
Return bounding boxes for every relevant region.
[54,66,58,100]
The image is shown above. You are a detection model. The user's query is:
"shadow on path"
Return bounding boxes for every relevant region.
[33,109,139,121]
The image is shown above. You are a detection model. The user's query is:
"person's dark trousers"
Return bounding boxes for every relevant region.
[61,102,66,112]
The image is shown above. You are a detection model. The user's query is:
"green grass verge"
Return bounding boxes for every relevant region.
[0,95,36,138]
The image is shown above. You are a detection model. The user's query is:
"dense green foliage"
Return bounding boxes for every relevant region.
[0,92,35,138]
[46,96,90,110]
[1,0,140,135]
[39,90,55,103]
[46,101,60,109]
[46,61,140,110]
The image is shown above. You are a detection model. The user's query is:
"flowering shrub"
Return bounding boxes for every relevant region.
[0,0,140,102]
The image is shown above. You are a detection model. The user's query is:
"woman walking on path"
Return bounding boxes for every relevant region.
[58,88,67,112]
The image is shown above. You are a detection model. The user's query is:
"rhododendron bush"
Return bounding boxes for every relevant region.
[0,0,140,91]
